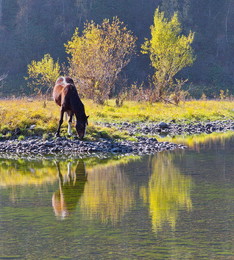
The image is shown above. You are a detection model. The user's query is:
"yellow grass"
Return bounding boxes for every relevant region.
[88,99,234,122]
[0,98,233,136]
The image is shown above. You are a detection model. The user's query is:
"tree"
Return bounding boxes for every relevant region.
[25,53,61,96]
[141,8,195,103]
[65,17,137,104]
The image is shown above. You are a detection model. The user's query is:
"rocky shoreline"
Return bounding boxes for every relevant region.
[0,136,186,159]
[0,120,233,158]
[98,119,234,136]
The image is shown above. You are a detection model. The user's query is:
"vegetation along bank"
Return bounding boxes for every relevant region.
[0,99,233,157]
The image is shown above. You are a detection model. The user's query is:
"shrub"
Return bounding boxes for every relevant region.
[141,8,195,104]
[65,17,137,104]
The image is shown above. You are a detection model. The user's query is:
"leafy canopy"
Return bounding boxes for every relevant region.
[65,17,137,104]
[142,8,195,102]
[25,53,61,94]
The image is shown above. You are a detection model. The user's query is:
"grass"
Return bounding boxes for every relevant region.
[86,99,234,122]
[0,98,233,139]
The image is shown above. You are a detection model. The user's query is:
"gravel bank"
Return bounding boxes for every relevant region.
[0,120,233,158]
[0,136,186,158]
[99,120,234,136]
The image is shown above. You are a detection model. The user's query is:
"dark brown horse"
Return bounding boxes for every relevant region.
[53,76,88,139]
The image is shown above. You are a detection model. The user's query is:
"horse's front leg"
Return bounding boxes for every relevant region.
[56,108,65,137]
[67,112,74,136]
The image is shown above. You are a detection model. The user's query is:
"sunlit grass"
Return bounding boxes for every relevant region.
[0,98,233,138]
[86,99,234,123]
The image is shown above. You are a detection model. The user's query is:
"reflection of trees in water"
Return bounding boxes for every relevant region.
[0,153,193,228]
[0,156,137,223]
[140,153,192,233]
[188,132,234,152]
[164,131,234,152]
[52,161,87,220]
[0,156,138,187]
[0,159,60,202]
[80,165,135,225]
[0,159,58,187]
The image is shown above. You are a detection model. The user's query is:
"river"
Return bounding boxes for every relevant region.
[0,132,233,259]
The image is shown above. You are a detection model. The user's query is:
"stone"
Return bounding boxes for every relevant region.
[159,122,169,129]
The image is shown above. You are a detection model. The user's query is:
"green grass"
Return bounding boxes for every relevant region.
[0,98,233,140]
[86,99,234,123]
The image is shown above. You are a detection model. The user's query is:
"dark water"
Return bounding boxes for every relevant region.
[0,133,233,259]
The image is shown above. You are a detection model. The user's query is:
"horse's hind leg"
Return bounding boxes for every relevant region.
[67,112,74,136]
[56,108,65,137]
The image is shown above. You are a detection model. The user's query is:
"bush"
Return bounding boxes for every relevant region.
[141,8,195,104]
[65,17,137,104]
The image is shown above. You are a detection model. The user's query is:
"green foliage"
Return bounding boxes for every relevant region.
[5,132,12,139]
[65,17,137,104]
[1,1,234,97]
[25,54,61,95]
[142,8,195,103]
[18,135,25,141]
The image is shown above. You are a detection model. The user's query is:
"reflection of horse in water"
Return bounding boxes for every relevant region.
[52,161,87,219]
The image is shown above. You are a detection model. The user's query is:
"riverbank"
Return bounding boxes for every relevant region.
[0,99,233,157]
[0,99,233,139]
[0,120,233,158]
[0,136,187,159]
[98,119,234,136]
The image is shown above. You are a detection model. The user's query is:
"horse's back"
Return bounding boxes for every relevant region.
[53,76,82,111]
[53,76,72,106]
[53,83,77,109]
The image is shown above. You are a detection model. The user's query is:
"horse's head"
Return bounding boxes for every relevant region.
[76,115,89,139]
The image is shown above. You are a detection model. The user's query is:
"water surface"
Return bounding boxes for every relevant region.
[0,133,233,259]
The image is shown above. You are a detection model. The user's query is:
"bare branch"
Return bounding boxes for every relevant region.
[0,73,7,82]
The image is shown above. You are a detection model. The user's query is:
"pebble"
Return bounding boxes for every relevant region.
[0,136,186,157]
[98,120,234,136]
[0,120,233,158]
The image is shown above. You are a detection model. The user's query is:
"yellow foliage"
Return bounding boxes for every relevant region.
[142,8,195,75]
[142,8,195,102]
[65,17,137,104]
[25,53,60,93]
